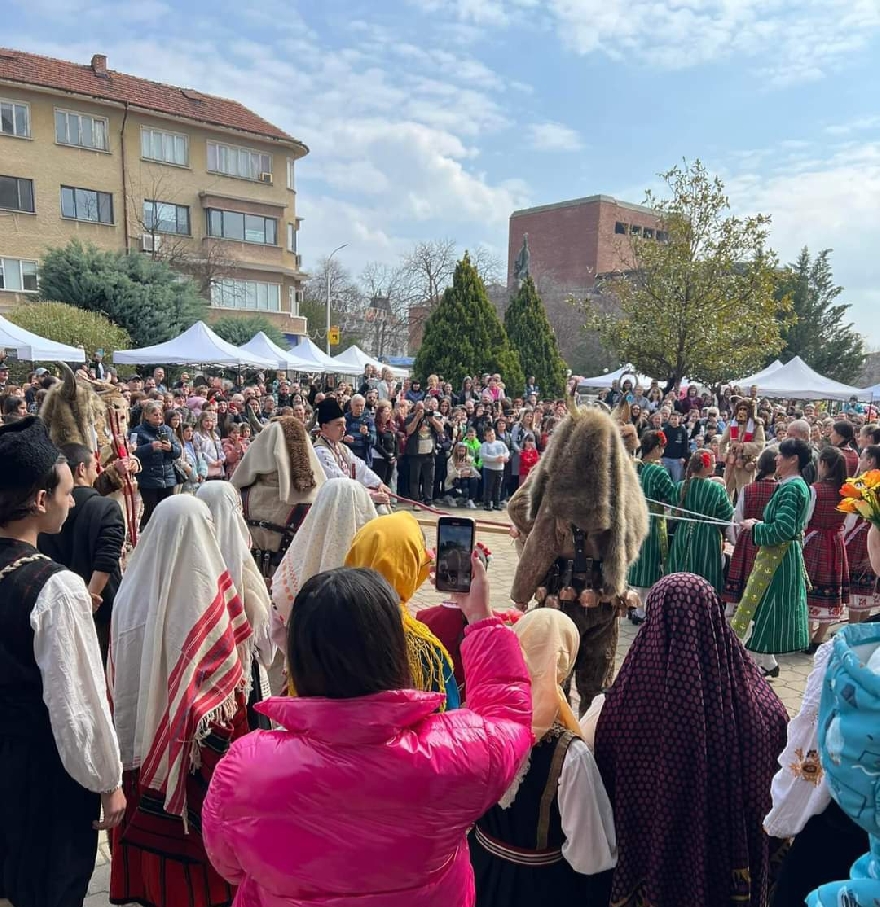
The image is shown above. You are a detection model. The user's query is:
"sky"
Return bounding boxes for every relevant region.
[7,0,880,344]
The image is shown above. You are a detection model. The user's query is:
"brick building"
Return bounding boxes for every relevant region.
[0,47,309,338]
[507,195,664,291]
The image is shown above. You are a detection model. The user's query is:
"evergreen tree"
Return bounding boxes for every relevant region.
[38,240,207,348]
[504,276,568,396]
[414,252,523,391]
[776,248,865,383]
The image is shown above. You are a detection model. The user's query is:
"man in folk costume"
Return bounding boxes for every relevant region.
[508,401,649,715]
[719,397,766,501]
[313,397,393,504]
[231,415,325,580]
[0,417,125,907]
[39,362,141,545]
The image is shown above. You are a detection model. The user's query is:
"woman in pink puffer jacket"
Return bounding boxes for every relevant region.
[202,558,532,907]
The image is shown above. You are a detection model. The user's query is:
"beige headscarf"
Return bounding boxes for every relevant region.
[514,609,583,740]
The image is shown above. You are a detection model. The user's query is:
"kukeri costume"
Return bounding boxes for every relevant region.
[508,402,648,714]
[40,363,141,545]
[230,417,324,579]
[719,399,766,501]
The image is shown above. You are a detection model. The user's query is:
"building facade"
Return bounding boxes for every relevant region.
[0,48,309,337]
[507,194,664,292]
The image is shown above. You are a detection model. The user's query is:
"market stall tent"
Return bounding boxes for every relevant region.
[113,321,275,368]
[0,314,85,362]
[239,332,316,371]
[577,364,654,391]
[756,356,869,401]
[330,345,410,378]
[288,336,339,371]
[734,360,784,387]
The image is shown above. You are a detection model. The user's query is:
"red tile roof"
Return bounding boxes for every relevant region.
[0,47,306,152]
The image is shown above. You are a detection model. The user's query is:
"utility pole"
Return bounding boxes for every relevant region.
[326,243,348,354]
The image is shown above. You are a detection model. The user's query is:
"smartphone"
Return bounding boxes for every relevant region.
[435,516,476,594]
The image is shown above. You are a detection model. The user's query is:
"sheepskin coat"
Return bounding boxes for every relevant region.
[509,405,648,605]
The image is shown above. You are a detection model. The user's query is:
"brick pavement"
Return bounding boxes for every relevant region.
[74,502,814,906]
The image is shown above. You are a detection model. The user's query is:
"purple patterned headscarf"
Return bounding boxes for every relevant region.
[594,573,788,907]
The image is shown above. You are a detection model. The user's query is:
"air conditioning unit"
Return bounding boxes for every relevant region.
[141,233,161,253]
[258,172,273,184]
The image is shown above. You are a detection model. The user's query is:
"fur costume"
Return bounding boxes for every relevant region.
[231,417,325,573]
[508,401,648,713]
[39,364,140,500]
[719,397,765,501]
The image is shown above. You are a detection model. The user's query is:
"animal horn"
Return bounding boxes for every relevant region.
[59,362,77,401]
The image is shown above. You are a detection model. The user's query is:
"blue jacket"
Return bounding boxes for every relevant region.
[134,423,182,490]
[809,623,880,906]
[345,411,376,465]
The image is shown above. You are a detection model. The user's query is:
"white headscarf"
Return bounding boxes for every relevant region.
[271,477,378,625]
[109,496,250,820]
[196,481,274,669]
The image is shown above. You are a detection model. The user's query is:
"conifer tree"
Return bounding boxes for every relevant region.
[414,252,523,392]
[505,276,568,397]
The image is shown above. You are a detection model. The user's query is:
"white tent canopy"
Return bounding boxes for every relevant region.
[287,336,338,372]
[756,356,868,401]
[113,321,275,368]
[330,345,410,378]
[0,314,85,362]
[239,332,316,371]
[861,382,880,400]
[577,364,654,391]
[734,360,784,387]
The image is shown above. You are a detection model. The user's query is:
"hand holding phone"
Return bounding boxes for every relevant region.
[435,516,476,594]
[454,552,492,624]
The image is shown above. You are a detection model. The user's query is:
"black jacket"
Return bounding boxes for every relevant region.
[134,423,181,489]
[38,487,124,624]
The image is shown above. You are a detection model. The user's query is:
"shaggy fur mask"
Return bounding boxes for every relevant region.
[527,402,649,596]
[40,363,106,451]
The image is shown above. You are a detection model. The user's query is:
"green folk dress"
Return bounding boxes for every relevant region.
[667,477,735,593]
[628,461,677,589]
[746,477,810,655]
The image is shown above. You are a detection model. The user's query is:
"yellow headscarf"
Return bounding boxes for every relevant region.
[345,512,454,696]
[514,609,583,740]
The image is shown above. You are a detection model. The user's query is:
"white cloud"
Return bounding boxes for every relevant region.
[528,121,584,152]
[724,139,880,342]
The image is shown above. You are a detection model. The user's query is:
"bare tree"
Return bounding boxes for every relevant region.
[469,244,504,286]
[359,261,412,358]
[128,172,238,298]
[301,256,365,348]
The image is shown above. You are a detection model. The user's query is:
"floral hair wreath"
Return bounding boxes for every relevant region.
[656,430,667,446]
[475,542,492,568]
[700,451,713,471]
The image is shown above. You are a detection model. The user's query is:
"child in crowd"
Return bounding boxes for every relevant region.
[222,423,246,479]
[518,433,540,486]
[479,427,509,511]
[445,442,481,509]
[463,426,482,471]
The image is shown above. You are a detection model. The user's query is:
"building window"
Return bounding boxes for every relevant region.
[55,110,109,151]
[60,186,114,224]
[141,127,189,166]
[207,141,272,182]
[657,230,669,242]
[0,100,29,138]
[286,223,298,253]
[0,176,34,213]
[143,199,190,235]
[643,227,655,239]
[615,221,628,235]
[212,278,280,312]
[289,286,299,315]
[630,225,642,236]
[286,158,295,190]
[0,257,38,292]
[206,208,277,245]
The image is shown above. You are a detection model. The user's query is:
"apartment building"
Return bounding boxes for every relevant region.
[0,48,309,338]
[507,195,663,292]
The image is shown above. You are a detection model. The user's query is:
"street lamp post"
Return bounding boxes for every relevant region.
[326,243,348,354]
